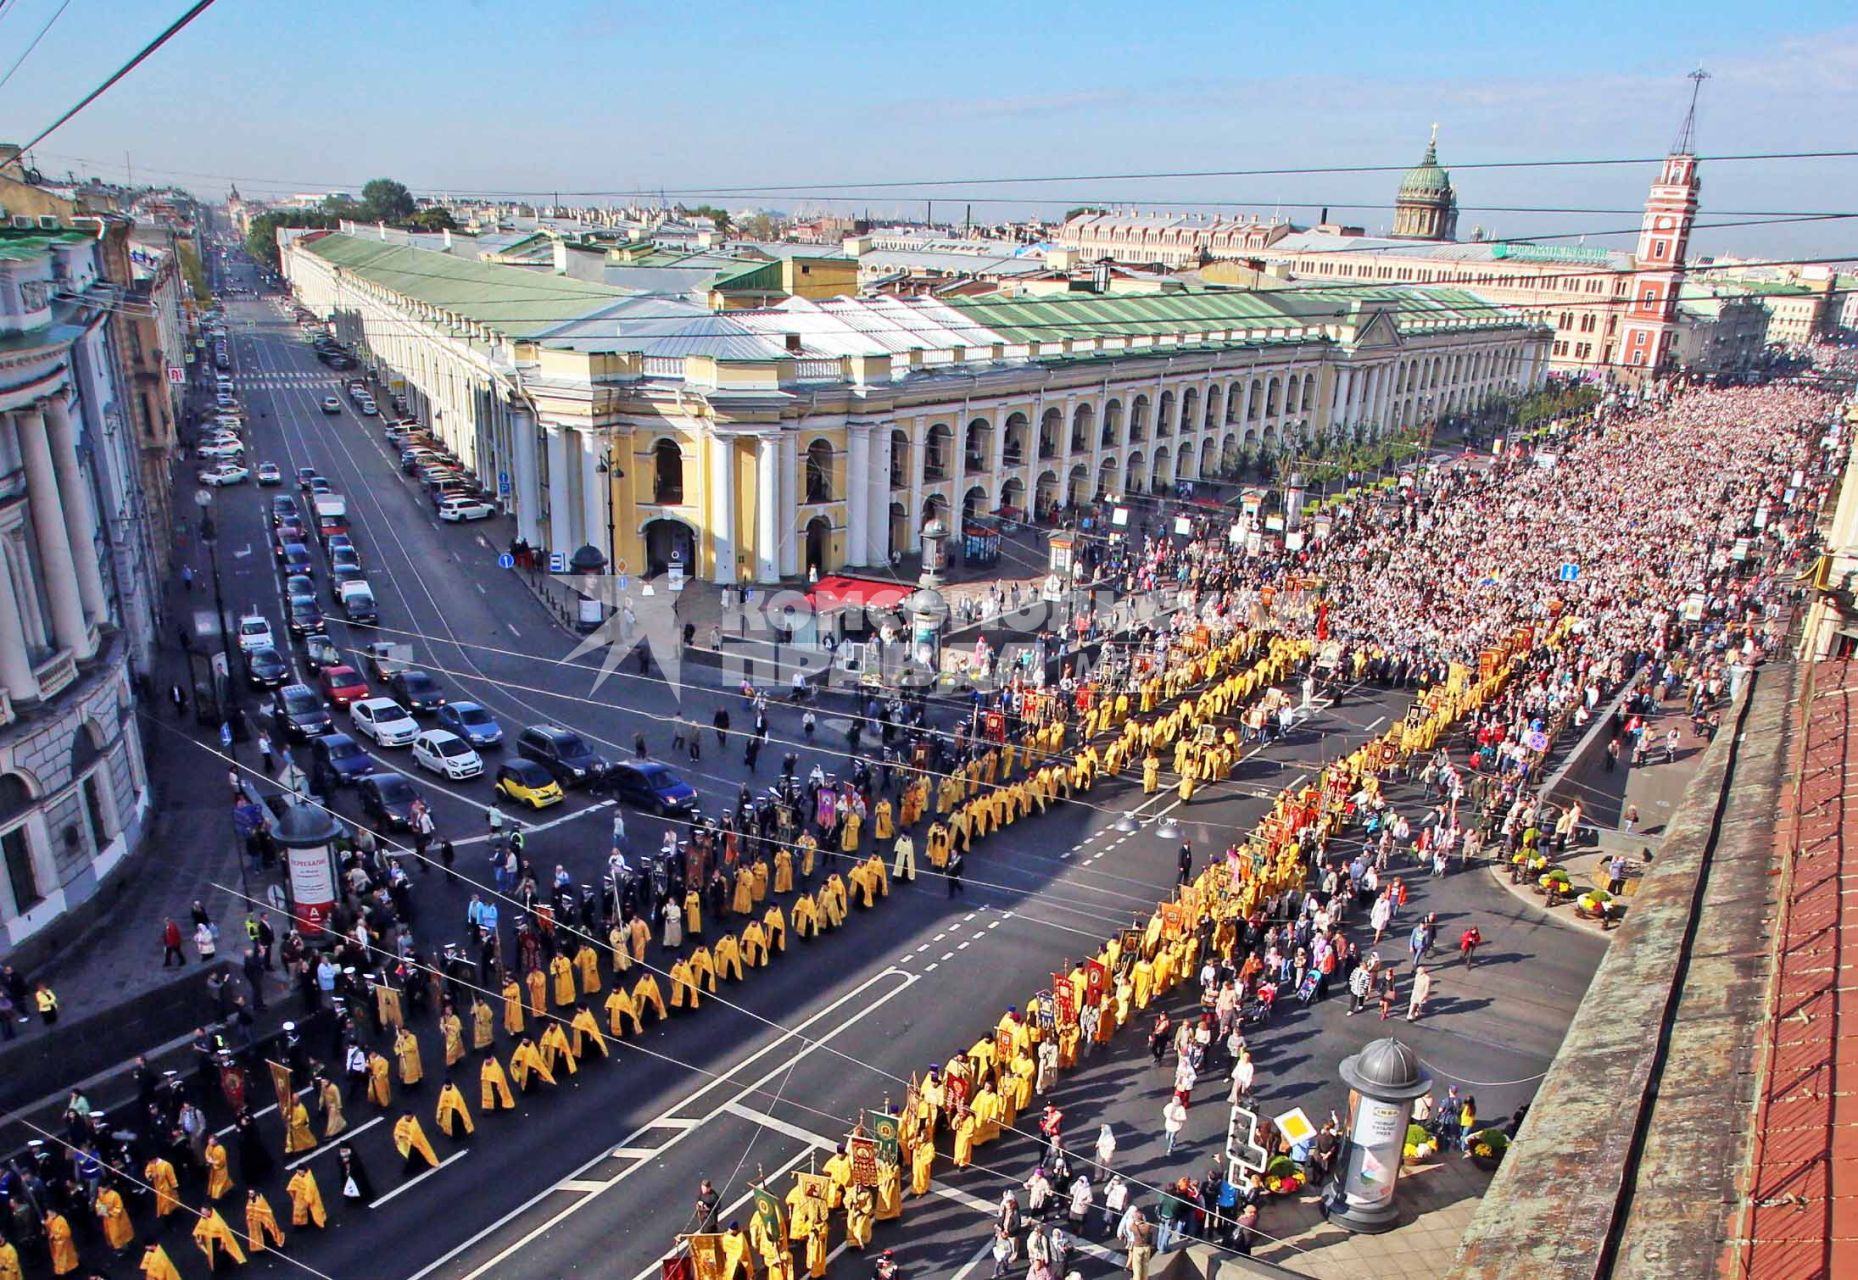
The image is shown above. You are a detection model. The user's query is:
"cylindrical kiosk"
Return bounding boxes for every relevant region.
[1333,1037,1433,1233]
[272,800,345,940]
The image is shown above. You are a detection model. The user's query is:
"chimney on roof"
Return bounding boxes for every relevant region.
[784,333,803,354]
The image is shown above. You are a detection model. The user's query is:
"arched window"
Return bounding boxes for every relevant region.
[964,418,993,474]
[924,424,953,481]
[1,773,39,912]
[804,439,833,503]
[889,429,909,488]
[652,439,684,504]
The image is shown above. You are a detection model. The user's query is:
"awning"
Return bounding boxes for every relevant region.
[806,575,911,613]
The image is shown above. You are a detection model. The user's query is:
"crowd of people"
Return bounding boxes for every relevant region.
[0,372,1839,1278]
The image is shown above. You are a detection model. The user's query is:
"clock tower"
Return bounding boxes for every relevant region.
[1615,71,1706,376]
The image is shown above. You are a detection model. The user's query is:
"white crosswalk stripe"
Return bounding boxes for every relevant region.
[236,372,341,387]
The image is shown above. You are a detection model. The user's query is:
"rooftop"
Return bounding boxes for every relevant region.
[302,232,630,339]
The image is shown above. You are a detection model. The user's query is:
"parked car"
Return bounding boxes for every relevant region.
[435,701,502,748]
[197,440,245,461]
[437,496,496,522]
[411,730,482,780]
[358,772,423,829]
[515,724,608,788]
[606,760,700,816]
[350,697,419,746]
[495,759,563,809]
[309,732,373,786]
[198,462,249,486]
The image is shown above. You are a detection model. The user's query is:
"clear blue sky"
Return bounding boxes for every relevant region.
[2,0,1855,261]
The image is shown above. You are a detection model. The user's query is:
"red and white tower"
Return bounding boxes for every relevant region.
[1615,70,1706,376]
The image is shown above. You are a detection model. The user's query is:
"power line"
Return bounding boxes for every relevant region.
[0,0,76,95]
[14,0,218,156]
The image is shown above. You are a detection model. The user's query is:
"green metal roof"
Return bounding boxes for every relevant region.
[301,232,628,339]
[947,284,1524,348]
[0,227,94,261]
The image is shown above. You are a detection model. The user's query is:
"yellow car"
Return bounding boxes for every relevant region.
[496,759,564,809]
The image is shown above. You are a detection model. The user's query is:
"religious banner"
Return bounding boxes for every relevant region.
[847,1133,880,1187]
[375,982,403,1031]
[864,1110,902,1165]
[944,1059,973,1109]
[993,1023,1015,1067]
[1116,930,1142,972]
[1159,902,1186,939]
[1083,959,1108,1007]
[751,1185,787,1245]
[793,1171,832,1206]
[266,1060,294,1119]
[661,1255,694,1280]
[1039,988,1063,1031]
[679,1234,726,1280]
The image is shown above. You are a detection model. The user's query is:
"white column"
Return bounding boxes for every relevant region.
[579,431,607,560]
[545,427,572,557]
[44,397,107,627]
[18,408,92,658]
[0,540,40,702]
[755,436,780,582]
[907,423,927,554]
[511,407,541,544]
[866,429,892,566]
[708,433,738,584]
[1330,368,1353,432]
[778,434,799,578]
[845,423,871,569]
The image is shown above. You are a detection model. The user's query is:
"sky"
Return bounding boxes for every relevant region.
[1,0,1855,263]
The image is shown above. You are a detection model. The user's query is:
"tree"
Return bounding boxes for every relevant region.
[244,209,337,270]
[321,193,361,220]
[1064,206,1107,222]
[359,178,416,224]
[407,207,458,232]
[686,204,732,235]
[176,241,213,309]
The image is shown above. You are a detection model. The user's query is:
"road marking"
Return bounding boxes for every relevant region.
[720,1101,835,1150]
[950,1240,1003,1280]
[622,1145,822,1280]
[508,624,521,637]
[405,966,916,1280]
[555,1179,610,1193]
[607,1147,662,1159]
[370,1149,469,1208]
[924,963,938,973]
[453,800,607,847]
[475,583,486,595]
[940,952,954,961]
[958,942,970,950]
[963,913,976,922]
[988,920,1001,929]
[932,932,946,942]
[286,1115,383,1169]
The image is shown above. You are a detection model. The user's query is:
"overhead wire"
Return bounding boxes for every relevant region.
[202,874,1321,1263]
[0,0,75,94]
[14,0,219,155]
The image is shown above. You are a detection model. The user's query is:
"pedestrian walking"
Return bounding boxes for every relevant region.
[1162,1096,1188,1154]
[1406,966,1432,1021]
[946,847,964,897]
[243,947,268,1013]
[259,732,275,775]
[162,918,186,967]
[196,921,219,963]
[1459,926,1483,968]
[181,564,195,592]
[170,683,188,717]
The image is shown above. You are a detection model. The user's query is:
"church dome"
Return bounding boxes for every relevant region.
[1400,137,1452,197]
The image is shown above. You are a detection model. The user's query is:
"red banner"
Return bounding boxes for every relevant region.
[1084,960,1107,1007]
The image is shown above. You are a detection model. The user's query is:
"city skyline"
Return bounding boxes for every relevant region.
[0,0,1854,260]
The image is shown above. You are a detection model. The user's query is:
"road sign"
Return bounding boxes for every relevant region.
[167,366,185,383]
[1226,1105,1269,1173]
[497,553,515,569]
[498,470,511,496]
[548,551,567,574]
[1558,562,1579,582]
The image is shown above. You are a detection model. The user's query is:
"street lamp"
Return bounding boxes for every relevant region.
[194,486,236,708]
[595,447,624,574]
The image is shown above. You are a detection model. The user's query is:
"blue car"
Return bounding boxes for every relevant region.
[309,732,374,787]
[607,760,698,816]
[436,701,502,748]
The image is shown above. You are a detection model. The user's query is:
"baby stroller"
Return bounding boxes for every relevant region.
[1242,981,1278,1025]
[1294,969,1322,1007]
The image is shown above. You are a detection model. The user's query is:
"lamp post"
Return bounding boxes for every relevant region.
[595,447,624,573]
[194,487,236,708]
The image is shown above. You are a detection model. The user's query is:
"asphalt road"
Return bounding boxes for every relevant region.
[94,250,1606,1280]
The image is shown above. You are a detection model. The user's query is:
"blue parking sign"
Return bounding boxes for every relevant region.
[1558,563,1579,582]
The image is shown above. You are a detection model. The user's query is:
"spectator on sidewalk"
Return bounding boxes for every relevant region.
[195,920,218,963]
[34,982,58,1026]
[243,948,267,1013]
[1162,1096,1188,1155]
[3,963,30,1024]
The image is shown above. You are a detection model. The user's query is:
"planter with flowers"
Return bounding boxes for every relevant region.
[1467,1128,1510,1172]
[1402,1122,1437,1165]
[1262,1155,1306,1196]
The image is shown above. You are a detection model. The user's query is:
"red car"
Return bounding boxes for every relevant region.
[319,664,370,708]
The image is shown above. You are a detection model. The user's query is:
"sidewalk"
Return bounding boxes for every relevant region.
[0,509,296,1107]
[1487,694,1710,935]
